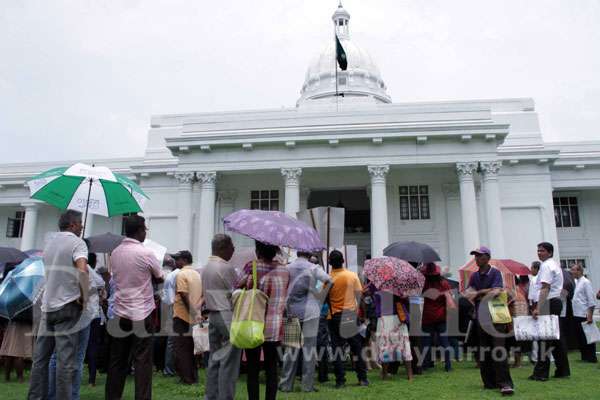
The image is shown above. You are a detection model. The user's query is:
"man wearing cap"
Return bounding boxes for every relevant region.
[172,250,203,384]
[465,246,514,396]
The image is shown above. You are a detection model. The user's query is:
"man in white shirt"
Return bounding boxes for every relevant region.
[570,263,598,363]
[528,262,541,305]
[529,242,571,381]
[161,255,182,377]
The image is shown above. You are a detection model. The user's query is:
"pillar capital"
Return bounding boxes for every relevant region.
[197,171,217,188]
[281,168,302,186]
[368,165,389,184]
[174,171,195,185]
[480,161,502,179]
[456,162,478,179]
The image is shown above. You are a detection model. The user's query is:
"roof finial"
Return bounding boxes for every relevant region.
[338,0,343,8]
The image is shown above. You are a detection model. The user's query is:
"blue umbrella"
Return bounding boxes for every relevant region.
[0,257,45,320]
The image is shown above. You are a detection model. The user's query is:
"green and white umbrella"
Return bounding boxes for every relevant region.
[26,163,149,219]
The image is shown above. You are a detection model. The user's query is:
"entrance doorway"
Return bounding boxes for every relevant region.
[307,189,371,265]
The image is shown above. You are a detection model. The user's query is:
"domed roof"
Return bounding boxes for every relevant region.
[297,4,391,106]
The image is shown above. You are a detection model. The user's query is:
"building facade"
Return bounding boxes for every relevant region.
[2,5,600,288]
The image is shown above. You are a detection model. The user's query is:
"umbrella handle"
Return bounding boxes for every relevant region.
[82,177,93,238]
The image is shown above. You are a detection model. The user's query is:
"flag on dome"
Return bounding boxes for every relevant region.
[335,35,347,71]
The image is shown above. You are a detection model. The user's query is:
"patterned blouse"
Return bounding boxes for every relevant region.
[237,259,290,342]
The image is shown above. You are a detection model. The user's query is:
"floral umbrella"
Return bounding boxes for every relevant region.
[363,256,425,298]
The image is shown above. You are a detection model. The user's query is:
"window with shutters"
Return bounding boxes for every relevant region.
[6,211,25,238]
[399,185,430,220]
[560,258,586,269]
[250,190,279,211]
[553,196,580,227]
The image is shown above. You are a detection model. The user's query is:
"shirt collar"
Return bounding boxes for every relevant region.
[478,266,493,276]
[122,237,141,245]
[208,255,226,263]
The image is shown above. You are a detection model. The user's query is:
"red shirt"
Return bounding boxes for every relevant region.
[422,278,451,325]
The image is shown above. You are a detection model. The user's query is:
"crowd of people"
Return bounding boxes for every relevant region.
[0,210,598,399]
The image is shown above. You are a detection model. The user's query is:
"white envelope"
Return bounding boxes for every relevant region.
[514,315,560,341]
[582,322,600,344]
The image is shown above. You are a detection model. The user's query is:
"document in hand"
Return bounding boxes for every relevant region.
[581,321,600,344]
[513,315,560,341]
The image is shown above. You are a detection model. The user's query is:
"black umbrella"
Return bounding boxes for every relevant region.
[383,241,441,264]
[85,232,125,253]
[0,247,29,264]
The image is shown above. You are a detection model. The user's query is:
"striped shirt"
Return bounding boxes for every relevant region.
[238,260,289,342]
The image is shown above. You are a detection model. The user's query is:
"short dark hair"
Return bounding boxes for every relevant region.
[212,234,233,254]
[58,210,82,231]
[537,242,554,256]
[175,250,193,264]
[329,250,344,268]
[123,215,146,238]
[255,241,279,262]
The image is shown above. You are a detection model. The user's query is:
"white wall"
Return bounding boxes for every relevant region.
[556,189,600,291]
[498,164,558,264]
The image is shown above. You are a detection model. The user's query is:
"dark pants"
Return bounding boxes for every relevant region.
[245,341,280,400]
[574,316,598,363]
[533,298,571,379]
[86,318,102,385]
[328,312,367,384]
[105,315,154,400]
[422,321,452,370]
[173,317,198,384]
[205,310,241,400]
[477,322,513,389]
[28,301,82,400]
[317,315,330,382]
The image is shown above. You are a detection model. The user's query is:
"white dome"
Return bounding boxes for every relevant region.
[297,4,391,106]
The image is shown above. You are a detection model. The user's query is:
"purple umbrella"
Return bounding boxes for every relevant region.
[223,209,325,252]
[0,247,29,264]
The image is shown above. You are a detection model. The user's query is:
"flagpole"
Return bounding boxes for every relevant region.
[334,28,339,112]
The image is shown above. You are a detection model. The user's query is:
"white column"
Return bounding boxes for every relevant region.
[300,187,311,212]
[20,201,39,250]
[281,168,302,217]
[368,165,390,257]
[196,171,217,264]
[481,161,505,257]
[175,172,195,250]
[456,162,480,259]
[216,190,237,234]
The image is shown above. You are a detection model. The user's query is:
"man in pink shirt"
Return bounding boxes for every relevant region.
[105,215,164,400]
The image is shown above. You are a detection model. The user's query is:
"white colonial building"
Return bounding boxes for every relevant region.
[2,5,600,288]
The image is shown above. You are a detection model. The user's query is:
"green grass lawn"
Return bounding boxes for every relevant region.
[1,354,598,399]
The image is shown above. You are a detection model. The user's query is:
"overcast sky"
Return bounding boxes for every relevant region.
[2,0,599,164]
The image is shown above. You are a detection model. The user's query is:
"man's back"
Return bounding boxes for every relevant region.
[202,255,237,312]
[329,268,362,314]
[174,267,203,324]
[111,238,162,321]
[287,258,329,320]
[42,231,88,312]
